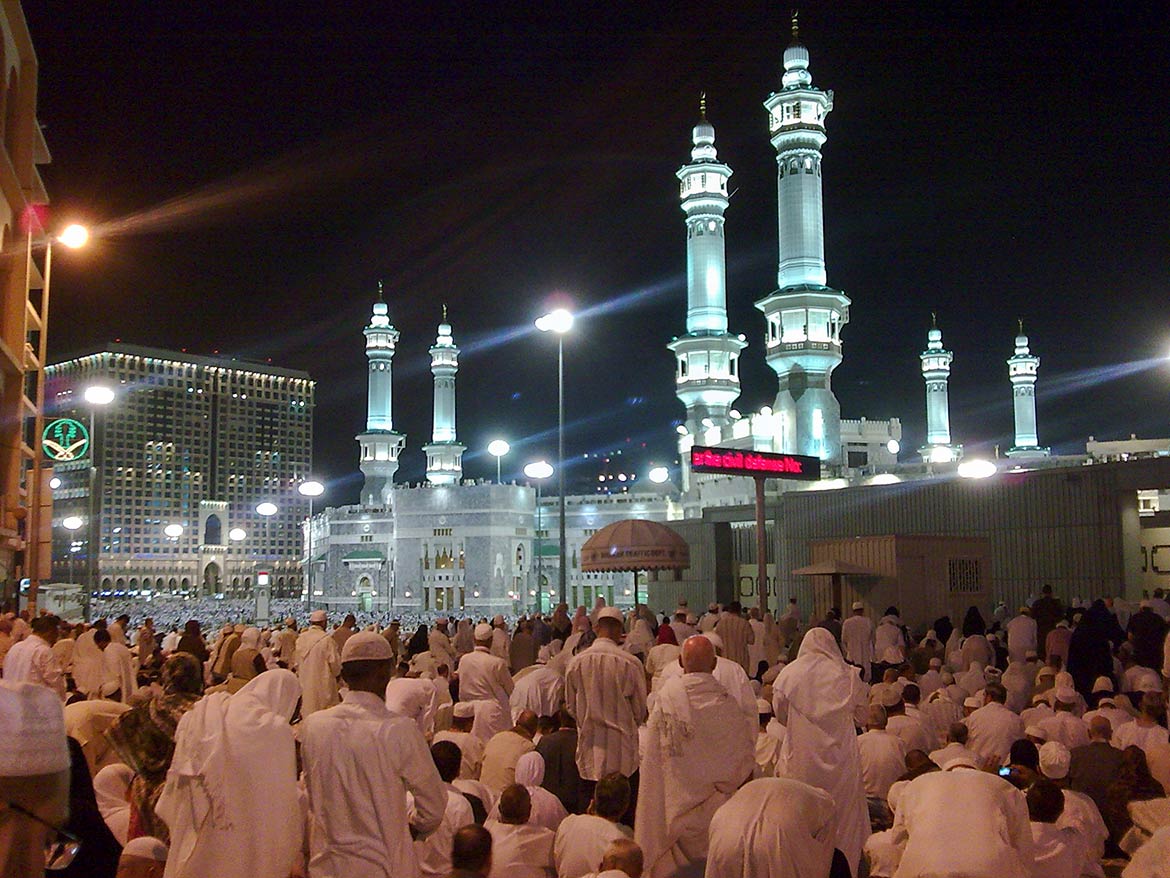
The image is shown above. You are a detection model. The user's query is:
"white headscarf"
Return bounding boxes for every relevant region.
[625,619,655,657]
[94,762,134,846]
[156,669,302,878]
[488,751,567,833]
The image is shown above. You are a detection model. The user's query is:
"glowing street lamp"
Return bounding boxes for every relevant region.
[228,527,247,542]
[524,460,554,612]
[163,523,184,538]
[83,385,115,406]
[535,308,573,607]
[24,221,90,615]
[62,516,83,532]
[256,502,278,517]
[488,439,510,484]
[298,480,325,604]
[648,466,670,484]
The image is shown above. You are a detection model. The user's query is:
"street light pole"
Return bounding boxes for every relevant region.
[523,460,553,615]
[298,480,324,609]
[535,308,573,609]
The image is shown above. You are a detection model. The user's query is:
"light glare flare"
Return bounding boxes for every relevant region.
[256,502,279,516]
[524,460,554,480]
[62,516,83,530]
[84,385,116,406]
[56,224,89,249]
[535,308,574,334]
[488,439,510,457]
[298,480,325,497]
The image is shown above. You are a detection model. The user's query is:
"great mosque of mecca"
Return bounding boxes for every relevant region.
[306,21,1170,624]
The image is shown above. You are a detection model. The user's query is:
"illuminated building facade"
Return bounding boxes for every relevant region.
[0,6,53,603]
[918,319,962,464]
[667,95,746,436]
[1007,325,1048,458]
[46,345,314,599]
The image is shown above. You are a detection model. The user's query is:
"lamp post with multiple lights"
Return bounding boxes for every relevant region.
[81,384,114,619]
[24,223,89,614]
[62,516,83,593]
[298,480,324,606]
[535,308,573,607]
[523,460,553,613]
[488,439,510,485]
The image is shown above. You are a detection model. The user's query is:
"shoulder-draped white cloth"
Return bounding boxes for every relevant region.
[157,669,303,878]
[771,627,869,875]
[704,777,837,878]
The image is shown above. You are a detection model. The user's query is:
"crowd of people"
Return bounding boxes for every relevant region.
[1,586,1169,878]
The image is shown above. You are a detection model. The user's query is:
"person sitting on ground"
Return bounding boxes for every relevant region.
[411,740,475,878]
[485,784,556,878]
[481,711,538,794]
[1027,779,1084,878]
[587,838,644,878]
[450,824,493,878]
[554,773,633,878]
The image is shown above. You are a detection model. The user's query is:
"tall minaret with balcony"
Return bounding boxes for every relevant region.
[1007,322,1048,458]
[918,315,962,463]
[424,306,466,484]
[754,15,850,463]
[357,284,406,506]
[668,94,746,438]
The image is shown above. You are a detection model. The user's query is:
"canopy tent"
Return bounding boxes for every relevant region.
[580,519,690,592]
[792,559,880,612]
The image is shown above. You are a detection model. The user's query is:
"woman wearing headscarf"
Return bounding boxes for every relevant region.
[406,623,430,659]
[771,627,869,876]
[1101,745,1166,849]
[107,653,204,843]
[204,645,266,695]
[486,751,567,833]
[454,618,475,660]
[60,736,123,878]
[174,621,208,664]
[646,625,682,694]
[624,618,655,661]
[156,669,303,878]
[1068,599,1124,699]
[962,606,987,638]
[94,763,134,845]
[550,605,572,643]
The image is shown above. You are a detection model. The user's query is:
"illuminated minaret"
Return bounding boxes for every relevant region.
[918,315,962,463]
[667,94,746,436]
[357,283,406,506]
[1007,321,1049,458]
[755,15,850,463]
[424,306,466,484]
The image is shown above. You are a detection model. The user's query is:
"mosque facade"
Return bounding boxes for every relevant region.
[309,23,1063,616]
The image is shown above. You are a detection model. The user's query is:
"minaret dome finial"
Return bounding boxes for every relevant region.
[377,279,384,303]
[791,9,800,44]
[699,91,707,121]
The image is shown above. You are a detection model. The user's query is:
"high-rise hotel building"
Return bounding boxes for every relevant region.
[45,344,314,599]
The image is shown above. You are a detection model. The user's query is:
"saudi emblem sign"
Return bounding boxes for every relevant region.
[43,418,90,462]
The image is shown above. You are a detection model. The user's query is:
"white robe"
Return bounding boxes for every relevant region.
[296,626,341,717]
[841,614,875,678]
[858,729,908,799]
[458,647,514,740]
[890,770,1033,878]
[72,629,104,697]
[704,778,837,878]
[1030,822,1085,878]
[636,672,754,878]
[510,664,565,720]
[386,677,440,739]
[772,628,869,875]
[101,642,138,701]
[966,701,1025,765]
[157,670,303,878]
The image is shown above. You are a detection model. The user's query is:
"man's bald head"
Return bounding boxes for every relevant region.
[600,838,644,878]
[515,710,539,738]
[682,635,716,673]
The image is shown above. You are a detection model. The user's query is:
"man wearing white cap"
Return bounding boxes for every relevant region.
[303,630,446,878]
[0,680,72,877]
[918,657,944,699]
[458,623,515,740]
[1037,740,1109,875]
[1036,687,1090,750]
[490,615,511,662]
[1082,679,1133,733]
[966,682,1026,766]
[565,607,647,804]
[296,609,341,717]
[434,701,486,779]
[841,601,875,682]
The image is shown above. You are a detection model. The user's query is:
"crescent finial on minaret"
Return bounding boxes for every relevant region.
[442,303,448,322]
[791,9,800,43]
[377,279,384,303]
[1018,318,1024,335]
[931,311,937,329]
[699,91,707,121]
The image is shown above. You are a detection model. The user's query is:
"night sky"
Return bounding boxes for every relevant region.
[24,2,1170,505]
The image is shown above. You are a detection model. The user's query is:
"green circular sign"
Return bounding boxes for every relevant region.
[43,418,90,462]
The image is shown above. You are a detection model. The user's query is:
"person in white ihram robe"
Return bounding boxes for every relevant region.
[636,637,754,878]
[510,656,564,721]
[296,613,342,716]
[704,777,838,878]
[156,669,303,878]
[841,603,875,681]
[72,627,104,698]
[459,624,515,740]
[101,638,138,702]
[887,765,1034,878]
[771,627,869,876]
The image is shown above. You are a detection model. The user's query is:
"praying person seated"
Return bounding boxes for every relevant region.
[485,784,555,878]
